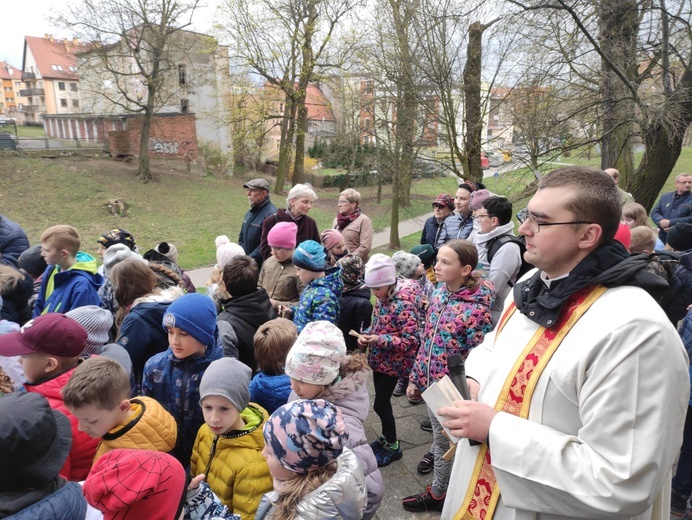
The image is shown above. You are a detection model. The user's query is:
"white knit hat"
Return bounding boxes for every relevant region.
[364,253,397,288]
[65,305,114,355]
[103,244,147,278]
[285,321,346,386]
[215,235,245,270]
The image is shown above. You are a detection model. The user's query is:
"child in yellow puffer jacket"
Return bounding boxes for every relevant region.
[190,357,272,520]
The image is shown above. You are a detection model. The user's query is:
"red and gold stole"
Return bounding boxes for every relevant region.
[453,284,607,520]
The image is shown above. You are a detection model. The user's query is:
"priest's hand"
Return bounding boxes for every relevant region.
[438,400,497,443]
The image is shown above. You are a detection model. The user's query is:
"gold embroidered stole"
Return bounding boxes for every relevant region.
[453,284,607,520]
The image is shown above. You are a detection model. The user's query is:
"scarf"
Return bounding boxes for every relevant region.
[336,208,362,231]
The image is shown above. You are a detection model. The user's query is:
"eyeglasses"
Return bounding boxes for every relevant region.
[432,204,447,209]
[337,200,352,205]
[520,210,592,234]
[473,213,492,220]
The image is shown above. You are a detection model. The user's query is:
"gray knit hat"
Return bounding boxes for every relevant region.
[103,244,147,277]
[199,357,252,411]
[65,305,114,355]
[392,250,422,279]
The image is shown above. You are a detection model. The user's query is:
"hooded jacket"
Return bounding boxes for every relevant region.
[337,284,373,351]
[33,252,103,317]
[258,256,305,310]
[240,196,277,265]
[190,404,273,520]
[255,447,366,520]
[365,278,423,378]
[94,396,178,461]
[2,480,87,519]
[142,342,223,467]
[116,286,184,395]
[290,355,383,520]
[218,288,277,372]
[0,215,29,269]
[260,208,320,261]
[410,279,494,392]
[292,270,344,333]
[24,364,101,482]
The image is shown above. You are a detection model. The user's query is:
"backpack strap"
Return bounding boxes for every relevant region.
[487,235,515,264]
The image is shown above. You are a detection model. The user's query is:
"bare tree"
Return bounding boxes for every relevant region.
[55,0,202,182]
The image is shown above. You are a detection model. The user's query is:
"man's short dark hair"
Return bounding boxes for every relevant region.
[483,196,513,225]
[538,166,621,243]
[223,255,259,297]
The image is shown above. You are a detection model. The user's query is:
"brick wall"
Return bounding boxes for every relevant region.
[107,114,198,159]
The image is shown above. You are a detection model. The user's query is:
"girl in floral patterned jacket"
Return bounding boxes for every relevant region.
[358,254,424,467]
[402,239,494,513]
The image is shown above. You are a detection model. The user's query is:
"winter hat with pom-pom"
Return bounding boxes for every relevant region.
[154,242,178,264]
[214,235,245,270]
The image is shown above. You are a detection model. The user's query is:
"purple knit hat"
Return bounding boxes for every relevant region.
[470,189,491,211]
[268,222,298,250]
[263,399,348,474]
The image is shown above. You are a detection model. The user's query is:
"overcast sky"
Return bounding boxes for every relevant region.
[0,0,219,69]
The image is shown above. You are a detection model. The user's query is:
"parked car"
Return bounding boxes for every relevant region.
[0,132,18,150]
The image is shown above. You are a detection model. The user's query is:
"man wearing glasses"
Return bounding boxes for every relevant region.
[651,173,692,246]
[439,166,687,520]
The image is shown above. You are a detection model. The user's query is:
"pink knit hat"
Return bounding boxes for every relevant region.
[267,222,298,250]
[215,235,245,269]
[470,189,491,211]
[364,253,397,288]
[320,229,344,251]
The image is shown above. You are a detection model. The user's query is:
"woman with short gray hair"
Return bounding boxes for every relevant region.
[260,183,320,260]
[332,188,373,262]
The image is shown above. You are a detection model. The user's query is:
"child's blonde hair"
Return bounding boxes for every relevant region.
[63,357,130,410]
[630,225,658,254]
[41,225,81,256]
[271,462,338,520]
[254,318,297,375]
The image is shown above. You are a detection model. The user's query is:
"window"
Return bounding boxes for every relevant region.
[69,66,77,72]
[72,99,79,108]
[180,99,189,113]
[279,102,284,112]
[70,83,77,92]
[14,81,20,87]
[178,64,187,86]
[6,98,13,103]
[51,64,64,71]
[60,99,68,107]
[58,82,65,91]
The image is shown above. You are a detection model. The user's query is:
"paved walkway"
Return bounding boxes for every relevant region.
[185,213,433,288]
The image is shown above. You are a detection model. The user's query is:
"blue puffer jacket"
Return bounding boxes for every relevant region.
[249,372,291,415]
[5,481,87,519]
[292,269,344,333]
[239,197,277,265]
[651,190,692,243]
[142,341,223,467]
[0,215,29,269]
[33,252,103,317]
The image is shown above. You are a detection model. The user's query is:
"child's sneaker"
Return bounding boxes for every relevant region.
[375,439,402,467]
[393,378,407,397]
[369,436,387,457]
[416,451,434,474]
[402,485,446,512]
[672,489,690,516]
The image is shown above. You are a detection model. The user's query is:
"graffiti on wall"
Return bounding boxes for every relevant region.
[150,140,180,154]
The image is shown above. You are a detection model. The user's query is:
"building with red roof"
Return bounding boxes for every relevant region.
[0,62,25,119]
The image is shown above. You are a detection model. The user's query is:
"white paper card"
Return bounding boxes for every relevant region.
[422,375,465,444]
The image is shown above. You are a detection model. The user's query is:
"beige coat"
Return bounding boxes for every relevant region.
[258,256,305,309]
[332,212,373,262]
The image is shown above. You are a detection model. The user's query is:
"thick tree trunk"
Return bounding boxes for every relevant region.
[598,0,638,184]
[293,89,308,185]
[276,95,296,194]
[137,88,157,183]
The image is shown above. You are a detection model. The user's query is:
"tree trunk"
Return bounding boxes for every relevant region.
[293,90,308,184]
[463,21,493,184]
[136,85,157,183]
[276,94,296,194]
[598,0,638,184]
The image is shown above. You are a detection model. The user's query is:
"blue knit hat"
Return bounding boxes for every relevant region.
[292,240,327,272]
[162,293,217,347]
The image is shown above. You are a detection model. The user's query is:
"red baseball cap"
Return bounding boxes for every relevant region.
[0,313,87,357]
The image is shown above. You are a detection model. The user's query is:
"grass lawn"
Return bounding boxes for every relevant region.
[0,154,457,269]
[15,126,46,137]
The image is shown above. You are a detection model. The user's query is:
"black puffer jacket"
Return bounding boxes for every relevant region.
[337,284,373,351]
[218,288,277,371]
[0,215,29,269]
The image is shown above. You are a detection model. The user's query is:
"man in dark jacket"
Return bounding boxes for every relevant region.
[239,178,277,267]
[420,194,454,252]
[651,173,692,245]
[0,214,29,269]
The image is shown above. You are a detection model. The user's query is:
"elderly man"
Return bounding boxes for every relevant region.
[604,167,634,205]
[436,166,687,520]
[238,178,276,266]
[651,173,692,245]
